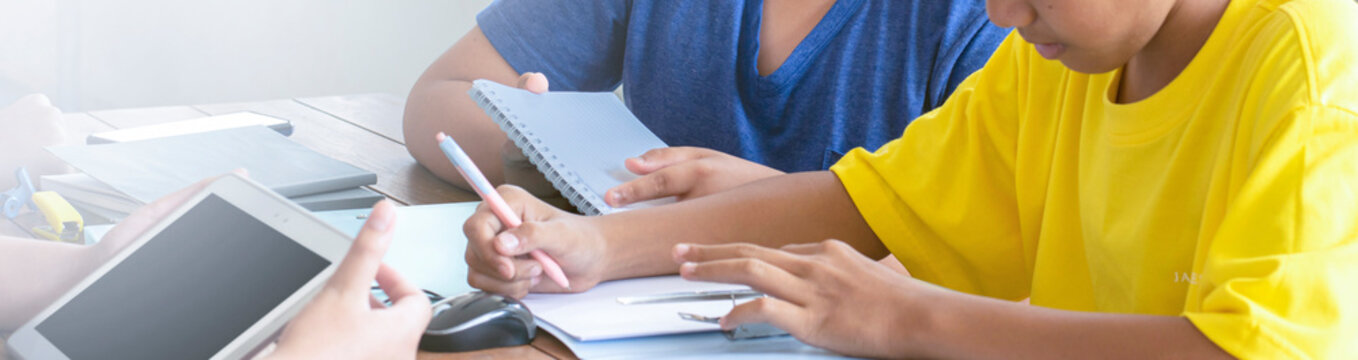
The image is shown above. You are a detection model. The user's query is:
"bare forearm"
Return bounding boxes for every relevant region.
[404,77,507,189]
[403,26,521,190]
[0,213,156,331]
[0,237,96,331]
[596,171,884,279]
[918,290,1233,359]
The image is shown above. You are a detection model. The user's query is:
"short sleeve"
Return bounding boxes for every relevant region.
[477,0,630,91]
[830,34,1031,300]
[1185,105,1358,359]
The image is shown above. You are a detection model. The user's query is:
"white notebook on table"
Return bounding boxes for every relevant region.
[468,79,675,215]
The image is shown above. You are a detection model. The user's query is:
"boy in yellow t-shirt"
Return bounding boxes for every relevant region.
[460,0,1358,358]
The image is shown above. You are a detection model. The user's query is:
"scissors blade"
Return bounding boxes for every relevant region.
[678,312,790,340]
[616,289,764,305]
[677,312,721,324]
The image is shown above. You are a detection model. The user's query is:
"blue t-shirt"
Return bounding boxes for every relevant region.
[478,0,1007,172]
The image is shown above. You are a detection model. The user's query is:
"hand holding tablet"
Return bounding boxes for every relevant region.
[268,200,432,359]
[6,173,418,360]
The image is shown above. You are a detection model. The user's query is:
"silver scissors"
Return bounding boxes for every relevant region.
[676,312,789,340]
[615,289,764,305]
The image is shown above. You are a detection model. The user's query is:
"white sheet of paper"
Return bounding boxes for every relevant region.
[537,321,849,360]
[313,202,478,298]
[522,275,756,341]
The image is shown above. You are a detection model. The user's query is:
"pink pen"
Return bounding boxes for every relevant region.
[436,132,571,290]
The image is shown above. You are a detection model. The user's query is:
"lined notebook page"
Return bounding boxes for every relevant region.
[469,80,674,215]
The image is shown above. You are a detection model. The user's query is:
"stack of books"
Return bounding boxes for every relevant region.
[43,121,382,222]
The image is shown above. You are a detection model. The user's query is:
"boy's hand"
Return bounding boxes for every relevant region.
[674,240,940,359]
[604,147,783,207]
[463,185,610,299]
[269,200,432,359]
[514,72,549,94]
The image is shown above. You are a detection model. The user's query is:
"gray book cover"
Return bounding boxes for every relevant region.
[290,187,384,211]
[47,126,376,203]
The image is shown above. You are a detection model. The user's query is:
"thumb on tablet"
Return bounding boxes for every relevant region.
[328,200,397,296]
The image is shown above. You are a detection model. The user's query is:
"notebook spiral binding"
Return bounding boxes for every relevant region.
[470,82,609,215]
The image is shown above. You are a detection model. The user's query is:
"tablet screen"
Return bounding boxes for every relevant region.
[36,194,331,359]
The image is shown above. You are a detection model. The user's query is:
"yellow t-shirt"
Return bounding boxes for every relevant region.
[830,0,1358,357]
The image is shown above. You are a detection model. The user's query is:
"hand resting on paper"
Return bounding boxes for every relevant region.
[673,240,939,359]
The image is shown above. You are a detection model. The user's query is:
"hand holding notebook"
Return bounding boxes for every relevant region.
[468,79,675,215]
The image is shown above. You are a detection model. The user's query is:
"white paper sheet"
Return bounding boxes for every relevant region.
[522,275,760,341]
[538,320,850,359]
[314,202,479,298]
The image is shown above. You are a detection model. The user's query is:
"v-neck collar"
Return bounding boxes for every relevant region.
[738,0,865,94]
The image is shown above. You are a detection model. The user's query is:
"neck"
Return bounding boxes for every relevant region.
[1117,0,1231,104]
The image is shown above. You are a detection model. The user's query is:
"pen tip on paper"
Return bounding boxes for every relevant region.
[436,132,447,142]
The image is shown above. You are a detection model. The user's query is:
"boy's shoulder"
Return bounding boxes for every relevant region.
[1268,0,1358,18]
[1251,0,1358,62]
[1268,0,1358,50]
[1244,0,1358,108]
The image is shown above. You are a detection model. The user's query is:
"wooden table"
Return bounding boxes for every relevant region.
[0,94,576,359]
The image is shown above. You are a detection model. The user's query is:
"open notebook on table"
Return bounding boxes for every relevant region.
[469,79,675,215]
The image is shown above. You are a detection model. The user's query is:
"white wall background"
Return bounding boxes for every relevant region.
[0,0,494,112]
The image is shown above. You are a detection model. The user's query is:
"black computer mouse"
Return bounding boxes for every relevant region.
[419,291,536,352]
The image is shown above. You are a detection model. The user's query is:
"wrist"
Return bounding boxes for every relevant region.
[81,240,113,277]
[594,215,629,281]
[594,213,673,281]
[893,283,955,358]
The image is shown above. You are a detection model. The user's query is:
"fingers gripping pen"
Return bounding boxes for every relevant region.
[436,132,571,290]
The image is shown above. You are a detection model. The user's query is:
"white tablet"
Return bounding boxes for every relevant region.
[8,174,352,360]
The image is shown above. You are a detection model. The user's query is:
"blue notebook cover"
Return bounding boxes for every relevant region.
[469,79,675,215]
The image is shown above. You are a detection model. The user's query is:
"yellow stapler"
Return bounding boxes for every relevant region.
[3,167,85,243]
[31,191,84,243]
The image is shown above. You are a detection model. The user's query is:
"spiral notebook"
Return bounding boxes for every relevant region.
[468,79,675,215]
